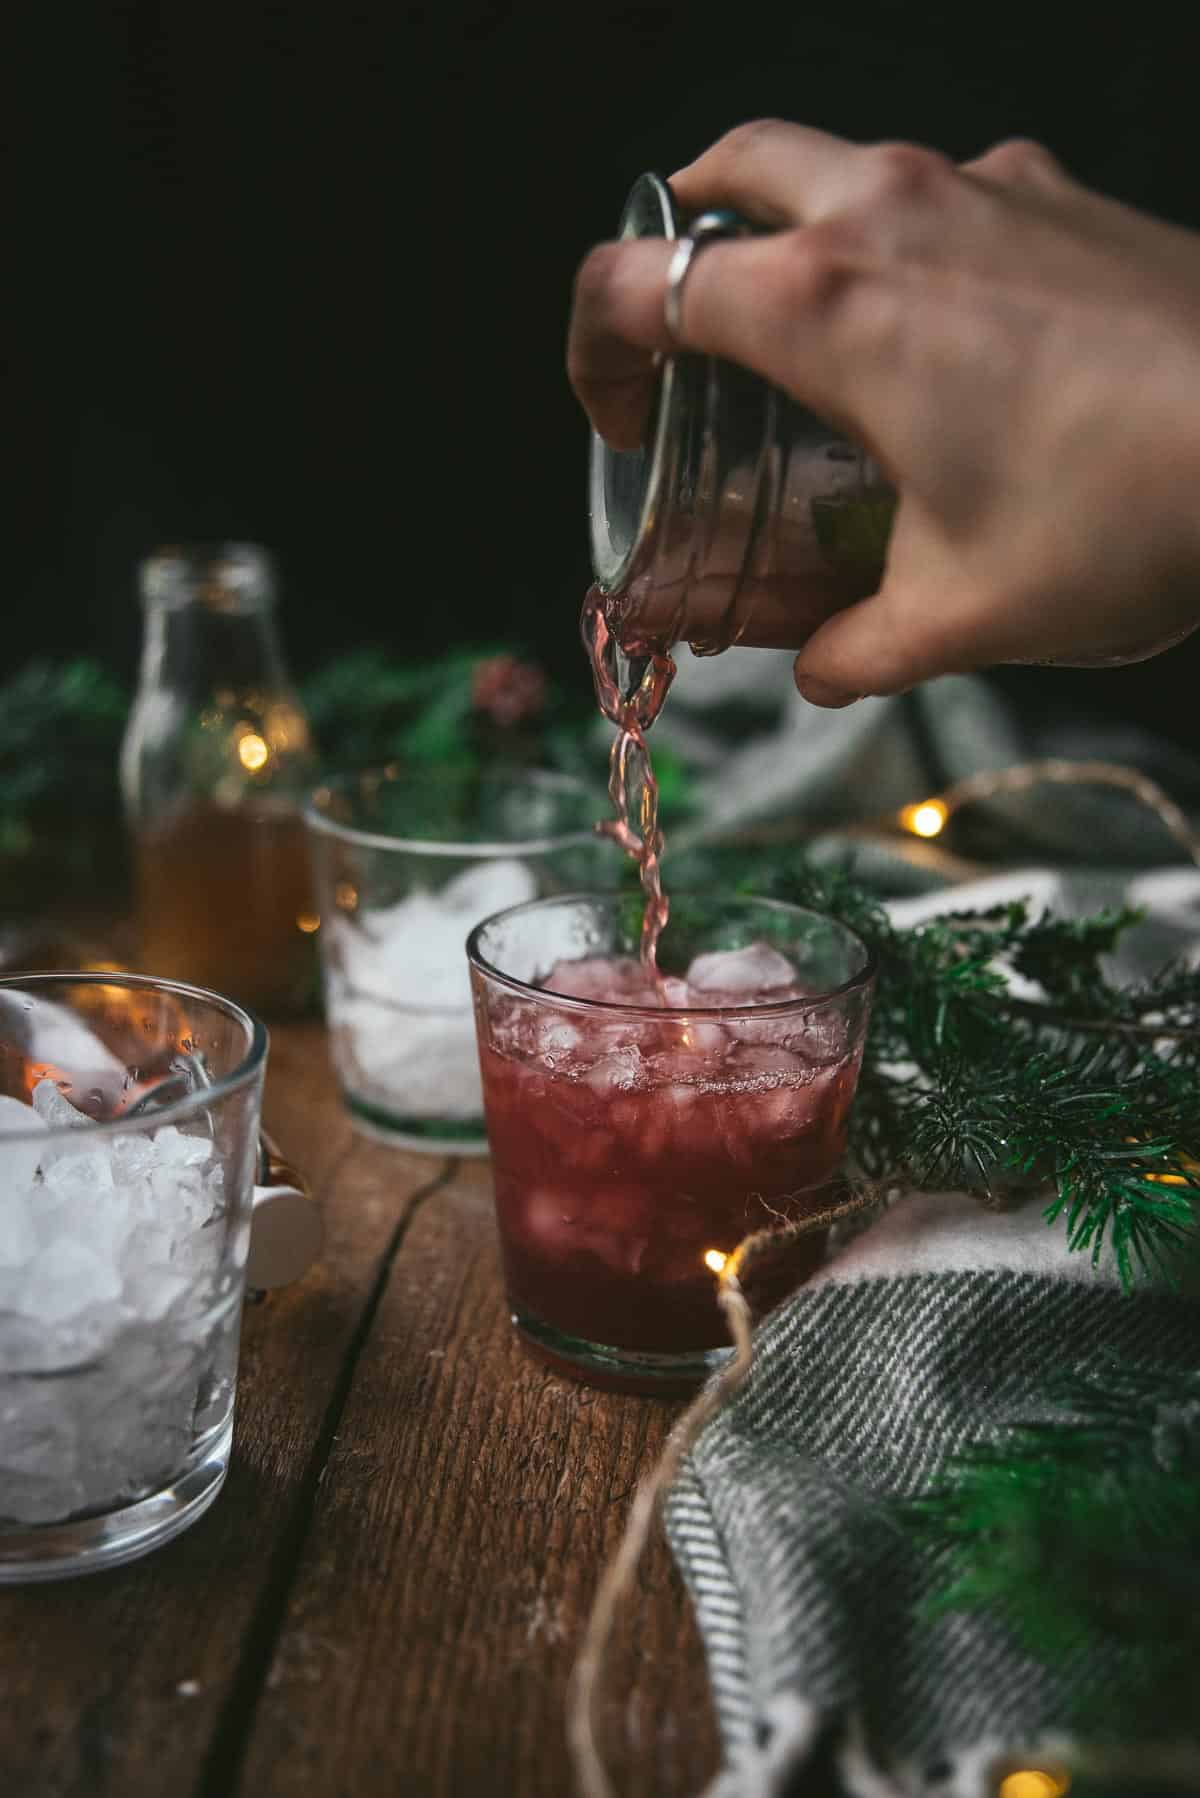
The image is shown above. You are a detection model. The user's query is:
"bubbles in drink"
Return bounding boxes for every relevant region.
[476,946,861,1355]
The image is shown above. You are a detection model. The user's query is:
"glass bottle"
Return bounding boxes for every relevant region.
[588,172,895,659]
[120,544,319,1014]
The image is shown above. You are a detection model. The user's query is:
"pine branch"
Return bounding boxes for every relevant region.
[737,851,1200,1286]
[902,1365,1200,1737]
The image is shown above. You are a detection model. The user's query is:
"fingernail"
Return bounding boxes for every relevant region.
[795,676,859,709]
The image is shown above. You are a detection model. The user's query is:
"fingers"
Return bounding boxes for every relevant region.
[571,122,1071,454]
[792,579,976,706]
[668,119,863,227]
[567,238,676,448]
[960,137,1067,192]
[569,226,876,452]
[572,119,996,450]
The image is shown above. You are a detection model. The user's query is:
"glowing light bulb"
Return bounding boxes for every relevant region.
[997,1771,1070,1797]
[900,798,948,838]
[295,912,321,934]
[237,732,269,772]
[703,1249,728,1275]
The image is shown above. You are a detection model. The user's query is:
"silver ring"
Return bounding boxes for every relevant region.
[662,209,750,346]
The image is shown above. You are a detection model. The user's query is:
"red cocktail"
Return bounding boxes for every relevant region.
[469,894,874,1390]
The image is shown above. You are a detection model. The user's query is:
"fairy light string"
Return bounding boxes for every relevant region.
[898,757,1200,868]
[568,757,1200,1798]
[567,1184,883,1798]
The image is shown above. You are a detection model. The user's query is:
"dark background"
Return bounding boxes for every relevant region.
[10,2,1200,741]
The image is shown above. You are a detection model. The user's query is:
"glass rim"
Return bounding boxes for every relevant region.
[589,171,681,594]
[466,890,877,1020]
[302,765,603,859]
[0,970,269,1148]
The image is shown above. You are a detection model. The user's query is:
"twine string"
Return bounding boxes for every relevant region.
[566,1183,882,1798]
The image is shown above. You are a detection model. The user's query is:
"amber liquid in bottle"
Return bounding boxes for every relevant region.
[122,546,318,1017]
[135,803,316,1015]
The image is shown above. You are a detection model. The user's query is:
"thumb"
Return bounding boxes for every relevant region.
[792,580,973,706]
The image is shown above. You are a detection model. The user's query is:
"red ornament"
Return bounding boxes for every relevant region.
[471,656,547,728]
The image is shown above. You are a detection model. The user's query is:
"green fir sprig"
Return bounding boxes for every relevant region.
[733,855,1200,1287]
[0,660,130,907]
[902,1363,1200,1751]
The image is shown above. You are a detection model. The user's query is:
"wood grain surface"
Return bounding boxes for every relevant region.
[0,1024,719,1798]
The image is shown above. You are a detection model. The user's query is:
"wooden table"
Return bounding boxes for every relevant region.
[0,1023,720,1798]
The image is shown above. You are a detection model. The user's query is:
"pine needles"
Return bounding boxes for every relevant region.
[740,856,1200,1288]
[903,1364,1200,1739]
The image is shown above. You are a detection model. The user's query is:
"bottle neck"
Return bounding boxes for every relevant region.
[138,599,290,705]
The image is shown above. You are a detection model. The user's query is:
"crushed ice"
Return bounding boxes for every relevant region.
[0,1081,231,1525]
[325,856,539,1120]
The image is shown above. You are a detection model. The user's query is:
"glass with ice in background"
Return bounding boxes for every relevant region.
[304,768,618,1152]
[469,895,873,1390]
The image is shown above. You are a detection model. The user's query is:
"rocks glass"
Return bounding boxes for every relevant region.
[468,894,875,1390]
[0,972,267,1580]
[305,767,617,1152]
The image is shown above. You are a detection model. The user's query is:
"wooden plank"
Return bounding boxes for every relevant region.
[233,1159,720,1798]
[0,1024,449,1798]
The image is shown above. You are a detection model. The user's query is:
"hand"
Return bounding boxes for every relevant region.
[568,122,1200,705]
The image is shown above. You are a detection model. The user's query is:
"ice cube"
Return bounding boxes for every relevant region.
[737,1007,847,1060]
[675,1020,731,1058]
[110,1133,158,1183]
[31,1077,92,1132]
[150,1164,211,1242]
[122,1266,193,1321]
[153,1125,213,1168]
[687,943,800,1003]
[583,1046,644,1096]
[337,893,471,1009]
[122,1221,176,1270]
[541,956,655,1004]
[721,1046,810,1140]
[31,1078,95,1170]
[535,1018,584,1063]
[19,1237,123,1323]
[335,1000,484,1119]
[724,1044,802,1087]
[646,1046,705,1084]
[709,1094,757,1168]
[337,860,536,1018]
[440,857,537,917]
[0,1094,48,1191]
[0,1186,38,1266]
[81,1334,200,1502]
[169,1219,222,1285]
[0,1390,85,1523]
[517,1187,586,1253]
[43,1149,116,1200]
[37,1177,134,1265]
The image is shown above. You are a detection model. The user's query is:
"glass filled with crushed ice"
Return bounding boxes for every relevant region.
[0,973,267,1580]
[468,894,875,1390]
[304,768,617,1151]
